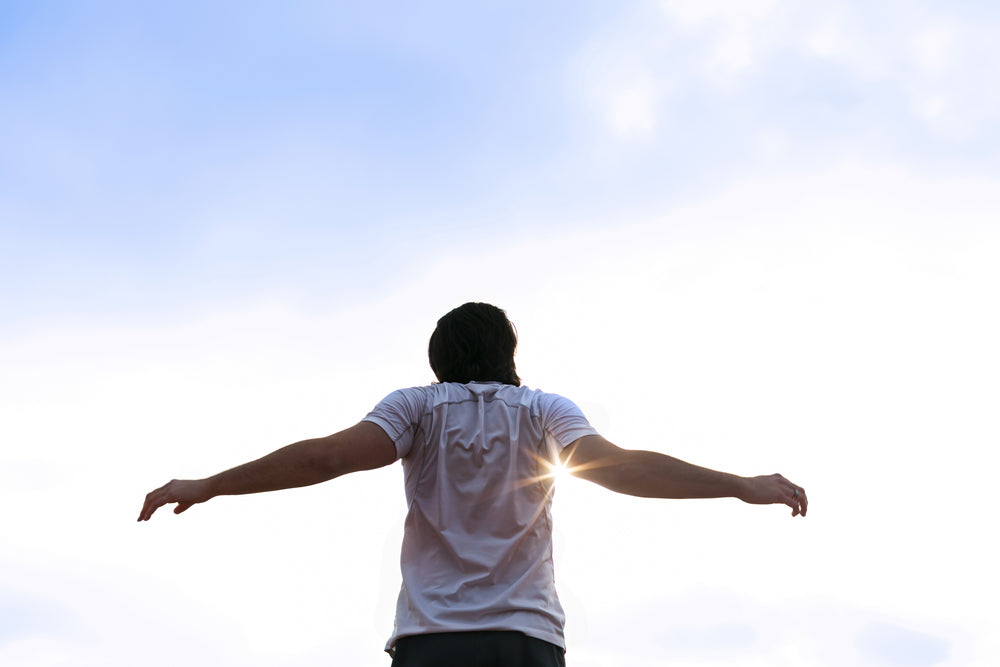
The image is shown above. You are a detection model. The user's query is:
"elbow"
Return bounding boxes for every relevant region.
[307,439,348,481]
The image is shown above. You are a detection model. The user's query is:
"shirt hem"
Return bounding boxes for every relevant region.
[385,625,565,653]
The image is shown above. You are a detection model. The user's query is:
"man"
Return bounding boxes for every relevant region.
[139,302,807,666]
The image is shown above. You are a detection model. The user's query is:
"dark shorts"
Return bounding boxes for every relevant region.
[390,631,566,667]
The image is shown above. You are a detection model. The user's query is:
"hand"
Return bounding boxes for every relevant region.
[739,473,808,517]
[138,479,213,521]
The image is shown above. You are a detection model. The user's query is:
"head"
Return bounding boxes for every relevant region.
[428,302,521,386]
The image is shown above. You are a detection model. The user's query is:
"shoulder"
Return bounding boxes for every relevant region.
[370,384,437,415]
[383,384,435,399]
[495,384,578,413]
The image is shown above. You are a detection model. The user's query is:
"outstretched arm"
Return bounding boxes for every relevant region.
[561,435,807,517]
[138,421,396,521]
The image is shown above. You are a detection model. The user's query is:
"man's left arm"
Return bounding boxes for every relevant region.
[137,421,396,521]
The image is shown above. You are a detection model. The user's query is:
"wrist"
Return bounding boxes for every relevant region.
[200,476,221,501]
[732,475,751,502]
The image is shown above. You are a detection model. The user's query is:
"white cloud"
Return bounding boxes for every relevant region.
[804,14,849,60]
[709,26,755,72]
[571,26,666,141]
[792,5,1000,138]
[607,81,658,136]
[910,24,955,74]
[658,0,781,78]
[658,0,780,28]
[576,1,1000,146]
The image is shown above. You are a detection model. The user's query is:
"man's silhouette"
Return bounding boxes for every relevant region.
[139,302,807,666]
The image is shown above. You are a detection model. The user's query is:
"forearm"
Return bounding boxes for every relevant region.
[138,422,397,522]
[205,438,340,498]
[580,449,748,500]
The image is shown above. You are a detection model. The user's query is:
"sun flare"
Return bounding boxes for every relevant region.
[548,460,572,483]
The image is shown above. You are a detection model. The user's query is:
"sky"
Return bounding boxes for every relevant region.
[2,1,998,665]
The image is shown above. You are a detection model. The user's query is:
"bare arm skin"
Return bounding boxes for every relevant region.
[561,435,807,517]
[138,421,396,521]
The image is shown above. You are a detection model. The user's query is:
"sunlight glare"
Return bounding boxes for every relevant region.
[550,459,572,484]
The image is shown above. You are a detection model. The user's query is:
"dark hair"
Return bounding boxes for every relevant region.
[428,302,521,386]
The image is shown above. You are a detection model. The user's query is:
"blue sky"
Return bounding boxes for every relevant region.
[7,0,996,330]
[2,2,999,666]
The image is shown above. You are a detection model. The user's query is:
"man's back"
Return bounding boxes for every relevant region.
[364,381,598,652]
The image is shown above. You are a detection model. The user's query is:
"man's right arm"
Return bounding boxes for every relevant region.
[561,435,807,517]
[137,421,396,521]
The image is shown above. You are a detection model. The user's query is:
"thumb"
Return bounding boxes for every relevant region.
[174,503,193,514]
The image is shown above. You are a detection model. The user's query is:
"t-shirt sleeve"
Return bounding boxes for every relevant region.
[362,387,425,459]
[539,393,600,450]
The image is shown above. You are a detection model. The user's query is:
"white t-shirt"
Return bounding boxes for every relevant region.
[363,381,599,652]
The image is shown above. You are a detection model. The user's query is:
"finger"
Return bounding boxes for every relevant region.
[138,496,160,521]
[787,486,802,517]
[138,492,156,521]
[778,489,797,516]
[139,486,170,521]
[788,485,807,517]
